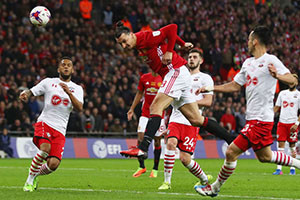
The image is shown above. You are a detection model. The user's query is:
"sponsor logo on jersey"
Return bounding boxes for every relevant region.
[283,101,289,108]
[51,95,62,105]
[146,87,158,93]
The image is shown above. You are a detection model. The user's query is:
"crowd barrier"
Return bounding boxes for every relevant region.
[8,137,300,159]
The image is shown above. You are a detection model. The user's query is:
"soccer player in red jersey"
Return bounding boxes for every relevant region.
[115,22,234,158]
[272,74,300,175]
[20,57,84,192]
[195,26,300,197]
[127,71,165,178]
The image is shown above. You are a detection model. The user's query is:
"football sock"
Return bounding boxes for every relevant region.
[26,150,48,184]
[138,157,145,169]
[202,117,235,144]
[212,160,237,191]
[138,115,161,152]
[186,160,207,182]
[276,148,284,170]
[164,149,175,184]
[271,151,300,169]
[38,163,54,175]
[153,146,161,170]
[290,147,296,170]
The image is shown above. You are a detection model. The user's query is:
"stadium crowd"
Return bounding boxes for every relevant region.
[0,0,299,136]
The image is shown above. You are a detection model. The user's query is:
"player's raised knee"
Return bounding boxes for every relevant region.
[166,138,177,150]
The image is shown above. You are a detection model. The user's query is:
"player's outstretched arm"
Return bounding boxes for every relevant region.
[59,83,83,112]
[196,81,241,95]
[268,64,297,87]
[273,106,280,113]
[128,90,143,121]
[19,90,33,102]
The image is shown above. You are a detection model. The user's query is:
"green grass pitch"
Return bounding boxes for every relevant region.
[0,158,299,200]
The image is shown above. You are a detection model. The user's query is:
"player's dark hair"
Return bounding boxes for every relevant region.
[252,26,270,46]
[115,21,131,39]
[189,48,203,58]
[61,56,72,62]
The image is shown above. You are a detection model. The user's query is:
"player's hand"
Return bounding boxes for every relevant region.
[290,124,298,132]
[195,86,214,95]
[183,42,194,50]
[59,83,71,95]
[127,109,134,121]
[19,91,28,102]
[268,63,277,78]
[162,51,173,65]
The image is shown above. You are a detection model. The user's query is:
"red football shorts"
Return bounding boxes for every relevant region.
[167,122,199,154]
[277,122,298,143]
[234,120,274,152]
[33,121,66,160]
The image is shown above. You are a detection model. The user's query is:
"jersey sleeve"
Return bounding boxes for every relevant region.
[234,60,247,86]
[275,92,282,107]
[143,24,178,51]
[270,55,290,75]
[30,78,49,96]
[74,85,84,104]
[137,76,145,92]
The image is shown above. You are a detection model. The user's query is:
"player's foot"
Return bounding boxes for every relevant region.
[194,174,213,186]
[23,183,34,192]
[132,167,146,177]
[149,169,158,178]
[158,182,171,190]
[194,184,218,197]
[120,147,148,159]
[272,169,283,175]
[289,168,296,175]
[33,177,39,190]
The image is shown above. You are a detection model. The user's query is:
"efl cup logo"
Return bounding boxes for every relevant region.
[93,140,107,158]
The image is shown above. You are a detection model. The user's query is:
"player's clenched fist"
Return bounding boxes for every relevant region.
[19,90,30,102]
[59,83,71,95]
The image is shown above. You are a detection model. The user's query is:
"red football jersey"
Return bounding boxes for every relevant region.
[137,73,162,117]
[135,24,187,78]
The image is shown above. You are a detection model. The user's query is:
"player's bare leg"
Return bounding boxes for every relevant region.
[195,142,242,197]
[179,102,235,144]
[120,93,173,158]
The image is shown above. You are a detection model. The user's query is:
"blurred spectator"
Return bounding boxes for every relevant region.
[235,106,246,133]
[0,127,13,157]
[80,109,95,133]
[10,119,22,131]
[220,107,236,134]
[21,117,33,137]
[109,118,123,132]
[103,5,113,28]
[79,0,92,20]
[92,107,103,133]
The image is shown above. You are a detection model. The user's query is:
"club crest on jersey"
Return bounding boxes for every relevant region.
[69,87,75,93]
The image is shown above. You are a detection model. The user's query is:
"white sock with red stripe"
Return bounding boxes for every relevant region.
[26,150,48,185]
[38,163,53,175]
[212,160,237,191]
[186,160,208,183]
[276,148,284,170]
[290,147,296,170]
[164,149,175,184]
[271,151,300,169]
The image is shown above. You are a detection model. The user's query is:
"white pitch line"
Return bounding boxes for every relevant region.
[0,166,96,171]
[0,186,298,200]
